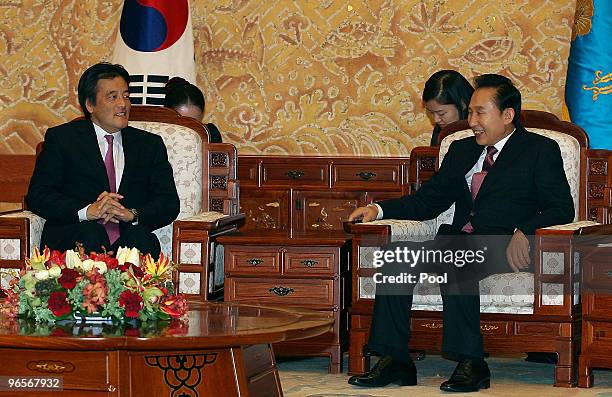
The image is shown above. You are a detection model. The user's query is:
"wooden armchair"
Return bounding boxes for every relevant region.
[0,106,244,300]
[346,110,611,387]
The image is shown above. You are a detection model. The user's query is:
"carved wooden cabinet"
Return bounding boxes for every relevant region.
[218,231,351,374]
[238,156,409,233]
[577,239,612,387]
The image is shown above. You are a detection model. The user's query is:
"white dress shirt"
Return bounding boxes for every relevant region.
[372,129,516,220]
[77,123,125,221]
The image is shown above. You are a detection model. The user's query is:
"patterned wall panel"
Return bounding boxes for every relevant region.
[0,0,576,156]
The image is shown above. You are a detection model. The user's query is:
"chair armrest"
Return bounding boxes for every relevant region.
[173,212,245,235]
[537,220,600,235]
[0,210,45,263]
[345,219,437,242]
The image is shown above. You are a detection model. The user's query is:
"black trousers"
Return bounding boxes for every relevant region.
[40,221,161,258]
[367,233,512,363]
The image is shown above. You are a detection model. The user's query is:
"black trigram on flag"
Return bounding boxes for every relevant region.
[128,75,169,106]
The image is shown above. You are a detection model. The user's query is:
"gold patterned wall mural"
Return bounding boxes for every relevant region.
[0,0,576,156]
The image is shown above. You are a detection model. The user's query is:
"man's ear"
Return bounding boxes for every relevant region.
[85,98,94,114]
[502,108,515,125]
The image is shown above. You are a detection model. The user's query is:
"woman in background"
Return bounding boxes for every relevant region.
[422,70,474,146]
[164,77,222,143]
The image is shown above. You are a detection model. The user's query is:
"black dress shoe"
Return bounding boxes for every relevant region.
[348,355,417,387]
[440,358,490,392]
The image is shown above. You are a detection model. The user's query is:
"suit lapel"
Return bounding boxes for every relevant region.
[82,122,110,191]
[475,126,527,201]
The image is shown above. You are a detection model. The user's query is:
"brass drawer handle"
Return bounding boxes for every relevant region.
[480,324,499,331]
[286,170,305,179]
[269,287,294,296]
[356,171,377,181]
[246,258,264,266]
[301,259,319,267]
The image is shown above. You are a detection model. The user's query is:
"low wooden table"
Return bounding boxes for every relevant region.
[576,236,612,388]
[0,301,332,396]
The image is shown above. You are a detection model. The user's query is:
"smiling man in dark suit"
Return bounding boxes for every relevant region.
[346,74,574,392]
[26,62,179,257]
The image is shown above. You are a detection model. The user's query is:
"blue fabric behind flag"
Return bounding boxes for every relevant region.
[565,0,612,149]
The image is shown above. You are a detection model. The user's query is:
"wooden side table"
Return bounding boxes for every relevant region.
[577,239,612,388]
[218,231,351,373]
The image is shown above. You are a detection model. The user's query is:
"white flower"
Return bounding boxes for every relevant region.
[126,248,140,267]
[34,269,49,280]
[65,250,82,270]
[116,247,130,265]
[48,265,61,278]
[81,259,95,272]
[93,261,107,274]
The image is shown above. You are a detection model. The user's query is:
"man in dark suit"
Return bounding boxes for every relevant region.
[347,74,574,392]
[26,63,180,258]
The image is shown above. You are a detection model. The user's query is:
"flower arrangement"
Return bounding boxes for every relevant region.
[1,246,187,324]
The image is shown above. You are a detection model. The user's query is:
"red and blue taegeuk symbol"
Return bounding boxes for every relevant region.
[119,0,189,52]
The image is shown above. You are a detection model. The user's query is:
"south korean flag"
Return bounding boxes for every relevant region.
[112,0,197,105]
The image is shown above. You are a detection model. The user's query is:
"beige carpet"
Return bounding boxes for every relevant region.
[278,355,612,397]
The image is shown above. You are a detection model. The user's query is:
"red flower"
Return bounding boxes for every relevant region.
[90,253,119,270]
[131,265,144,278]
[118,290,143,318]
[47,291,71,318]
[48,250,66,267]
[160,295,187,318]
[58,268,80,290]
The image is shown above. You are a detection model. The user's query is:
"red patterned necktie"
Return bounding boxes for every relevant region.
[463,146,498,233]
[102,134,120,244]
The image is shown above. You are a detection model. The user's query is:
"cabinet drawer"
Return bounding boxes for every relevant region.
[587,321,612,348]
[583,260,612,291]
[587,295,612,318]
[284,248,337,276]
[515,322,562,337]
[0,349,111,391]
[332,164,400,188]
[226,247,281,275]
[226,278,335,307]
[261,163,328,186]
[243,344,274,378]
[237,157,259,187]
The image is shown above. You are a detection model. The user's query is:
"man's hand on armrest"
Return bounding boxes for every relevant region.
[506,229,530,273]
[348,205,379,223]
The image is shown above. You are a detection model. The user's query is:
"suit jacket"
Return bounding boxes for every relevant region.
[26,120,180,241]
[380,125,574,236]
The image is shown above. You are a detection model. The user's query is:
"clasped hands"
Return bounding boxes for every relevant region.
[86,192,134,224]
[348,205,531,273]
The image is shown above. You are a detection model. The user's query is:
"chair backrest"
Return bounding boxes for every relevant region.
[435,110,588,228]
[126,106,210,254]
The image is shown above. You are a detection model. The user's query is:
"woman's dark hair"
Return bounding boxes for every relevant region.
[473,74,522,125]
[164,77,205,112]
[422,69,474,120]
[77,62,130,119]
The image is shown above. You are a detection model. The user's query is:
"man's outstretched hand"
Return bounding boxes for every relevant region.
[348,205,379,223]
